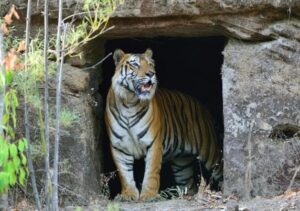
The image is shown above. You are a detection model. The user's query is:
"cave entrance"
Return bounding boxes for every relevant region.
[100,36,226,198]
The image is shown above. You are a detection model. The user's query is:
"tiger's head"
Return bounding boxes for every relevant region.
[112,49,157,101]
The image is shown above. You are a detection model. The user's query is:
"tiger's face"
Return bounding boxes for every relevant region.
[112,49,157,101]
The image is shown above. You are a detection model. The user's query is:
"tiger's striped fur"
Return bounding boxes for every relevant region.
[105,49,222,201]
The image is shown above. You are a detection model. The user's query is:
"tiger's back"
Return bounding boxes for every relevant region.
[155,89,222,190]
[156,89,220,163]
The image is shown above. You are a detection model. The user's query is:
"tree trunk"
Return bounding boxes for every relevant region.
[0,27,8,211]
[24,0,41,209]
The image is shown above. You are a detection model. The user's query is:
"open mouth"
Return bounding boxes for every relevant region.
[136,81,155,98]
[141,81,153,92]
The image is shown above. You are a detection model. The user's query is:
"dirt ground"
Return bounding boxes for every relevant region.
[12,189,299,211]
[62,190,300,211]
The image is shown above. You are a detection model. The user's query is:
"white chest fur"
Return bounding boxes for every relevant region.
[109,102,154,159]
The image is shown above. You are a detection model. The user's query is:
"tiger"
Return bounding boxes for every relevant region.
[104,48,222,201]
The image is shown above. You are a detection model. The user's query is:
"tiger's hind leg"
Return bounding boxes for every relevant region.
[171,156,198,195]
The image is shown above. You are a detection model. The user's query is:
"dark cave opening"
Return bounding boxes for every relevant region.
[100,36,226,198]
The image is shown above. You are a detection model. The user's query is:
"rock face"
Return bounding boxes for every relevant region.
[54,64,103,205]
[3,0,300,40]
[222,37,300,198]
[2,0,300,203]
[107,0,300,40]
[9,63,103,206]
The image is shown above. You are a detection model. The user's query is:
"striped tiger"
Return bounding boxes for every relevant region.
[105,48,222,201]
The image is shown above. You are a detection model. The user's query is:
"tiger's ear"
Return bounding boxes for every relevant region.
[113,49,125,65]
[144,48,153,58]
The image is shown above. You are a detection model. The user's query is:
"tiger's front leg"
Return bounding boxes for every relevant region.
[111,147,139,201]
[140,140,163,201]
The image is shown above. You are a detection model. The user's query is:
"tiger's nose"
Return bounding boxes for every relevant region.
[146,72,155,78]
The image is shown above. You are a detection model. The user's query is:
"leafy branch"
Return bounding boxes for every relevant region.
[63,0,121,57]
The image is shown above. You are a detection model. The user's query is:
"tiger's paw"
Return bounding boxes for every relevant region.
[140,191,163,202]
[114,194,137,202]
[114,188,139,201]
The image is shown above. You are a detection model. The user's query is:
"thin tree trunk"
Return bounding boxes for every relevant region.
[52,0,64,209]
[24,0,42,210]
[43,0,51,210]
[0,27,9,211]
[0,26,5,136]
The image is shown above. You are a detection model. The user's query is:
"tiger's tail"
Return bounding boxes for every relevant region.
[198,107,223,185]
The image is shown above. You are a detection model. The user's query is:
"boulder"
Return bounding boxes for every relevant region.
[222,34,300,198]
[54,64,103,205]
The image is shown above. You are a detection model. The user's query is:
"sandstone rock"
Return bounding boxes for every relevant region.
[63,64,90,92]
[52,64,103,206]
[222,37,300,198]
[1,0,299,40]
[12,64,103,206]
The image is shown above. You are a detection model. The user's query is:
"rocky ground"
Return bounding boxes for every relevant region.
[64,190,300,211]
[10,189,300,211]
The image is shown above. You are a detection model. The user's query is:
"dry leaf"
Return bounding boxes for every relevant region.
[4,14,13,25]
[17,40,26,53]
[4,48,24,71]
[4,4,20,26]
[1,23,9,35]
[11,5,20,20]
[2,4,20,35]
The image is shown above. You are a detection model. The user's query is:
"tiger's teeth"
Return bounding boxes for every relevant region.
[142,85,152,92]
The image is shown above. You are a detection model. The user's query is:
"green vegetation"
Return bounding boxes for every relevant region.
[0,72,28,193]
[59,108,80,128]
[0,138,28,193]
[1,0,122,208]
[106,202,120,211]
[65,0,121,57]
